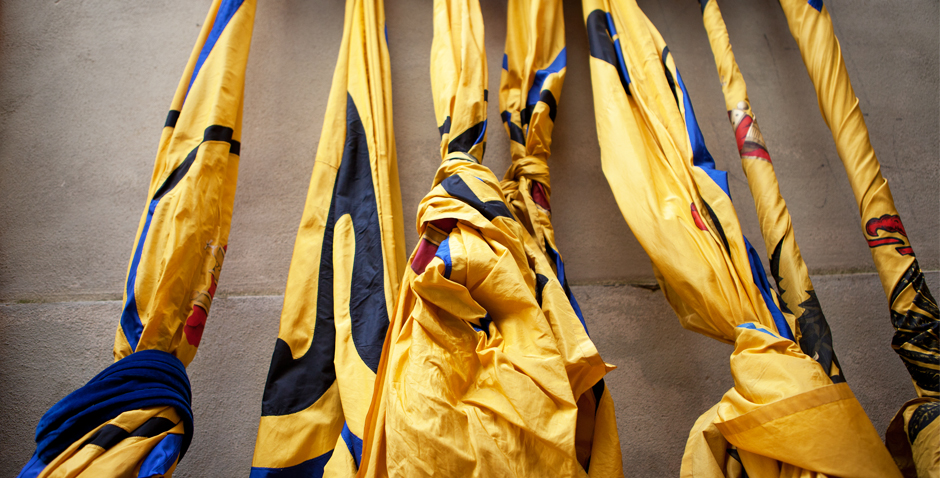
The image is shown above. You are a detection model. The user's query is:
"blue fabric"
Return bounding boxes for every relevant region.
[185,0,246,102]
[605,13,632,86]
[137,433,183,477]
[545,242,588,333]
[32,350,193,464]
[744,236,795,340]
[737,322,779,338]
[670,57,794,342]
[120,199,159,350]
[473,119,487,148]
[341,422,364,469]
[502,53,508,71]
[526,48,566,107]
[808,0,823,12]
[249,451,333,478]
[15,453,45,478]
[435,237,453,279]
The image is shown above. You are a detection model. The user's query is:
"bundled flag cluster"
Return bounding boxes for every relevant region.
[16,0,936,477]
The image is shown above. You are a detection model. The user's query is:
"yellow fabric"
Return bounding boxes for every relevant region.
[113,0,256,367]
[358,1,616,475]
[35,407,185,478]
[777,0,938,400]
[251,0,405,475]
[777,2,938,474]
[30,2,255,476]
[700,0,841,382]
[886,398,940,478]
[499,0,622,474]
[581,0,900,476]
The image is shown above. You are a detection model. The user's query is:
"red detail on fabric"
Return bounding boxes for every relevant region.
[867,237,904,247]
[896,247,914,256]
[865,214,907,238]
[691,203,708,231]
[431,218,458,233]
[411,238,439,274]
[734,115,752,152]
[531,182,551,211]
[185,305,208,347]
[741,142,772,163]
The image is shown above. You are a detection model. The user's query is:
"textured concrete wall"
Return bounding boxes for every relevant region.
[0,0,936,476]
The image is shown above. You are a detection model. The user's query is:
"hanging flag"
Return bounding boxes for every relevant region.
[249,0,406,476]
[777,1,938,476]
[699,0,843,384]
[17,1,256,477]
[580,0,901,476]
[358,0,616,475]
[498,0,622,474]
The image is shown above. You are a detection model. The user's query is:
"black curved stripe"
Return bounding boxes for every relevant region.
[502,111,526,145]
[586,9,629,95]
[82,425,128,450]
[541,90,558,122]
[151,125,240,202]
[535,274,550,306]
[439,116,451,137]
[448,120,486,154]
[261,93,389,416]
[440,175,513,222]
[662,47,680,108]
[130,417,178,438]
[702,201,730,254]
[165,110,181,128]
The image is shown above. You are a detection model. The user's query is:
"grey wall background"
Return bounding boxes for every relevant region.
[0,0,936,476]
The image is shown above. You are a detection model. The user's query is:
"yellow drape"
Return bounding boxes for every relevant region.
[250,0,406,475]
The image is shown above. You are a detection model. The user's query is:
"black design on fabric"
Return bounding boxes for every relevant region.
[521,90,559,128]
[151,125,240,202]
[165,110,181,128]
[439,116,451,137]
[701,202,730,254]
[440,175,514,221]
[447,120,486,155]
[82,425,129,450]
[661,47,680,108]
[503,111,526,145]
[889,261,939,393]
[908,401,939,443]
[586,10,630,95]
[769,240,844,382]
[535,274,550,306]
[261,94,390,416]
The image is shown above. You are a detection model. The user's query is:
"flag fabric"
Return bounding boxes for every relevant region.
[357,0,616,476]
[498,0,622,474]
[777,1,939,476]
[249,0,406,476]
[580,0,901,476]
[18,1,256,476]
[700,0,843,384]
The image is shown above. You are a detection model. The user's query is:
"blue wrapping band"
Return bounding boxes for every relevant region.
[33,349,193,464]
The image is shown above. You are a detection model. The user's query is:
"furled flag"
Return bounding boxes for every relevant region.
[249,0,406,476]
[699,0,843,384]
[357,0,616,476]
[776,1,938,476]
[17,1,256,476]
[498,0,622,474]
[580,0,901,476]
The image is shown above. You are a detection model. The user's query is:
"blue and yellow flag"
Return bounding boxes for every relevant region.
[358,0,617,476]
[18,1,255,476]
[499,0,622,474]
[777,1,938,476]
[580,0,900,476]
[249,0,406,476]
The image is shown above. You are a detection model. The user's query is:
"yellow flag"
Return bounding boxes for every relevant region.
[358,0,615,476]
[777,1,938,476]
[499,0,622,474]
[580,0,900,475]
[250,0,406,476]
[19,1,256,476]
